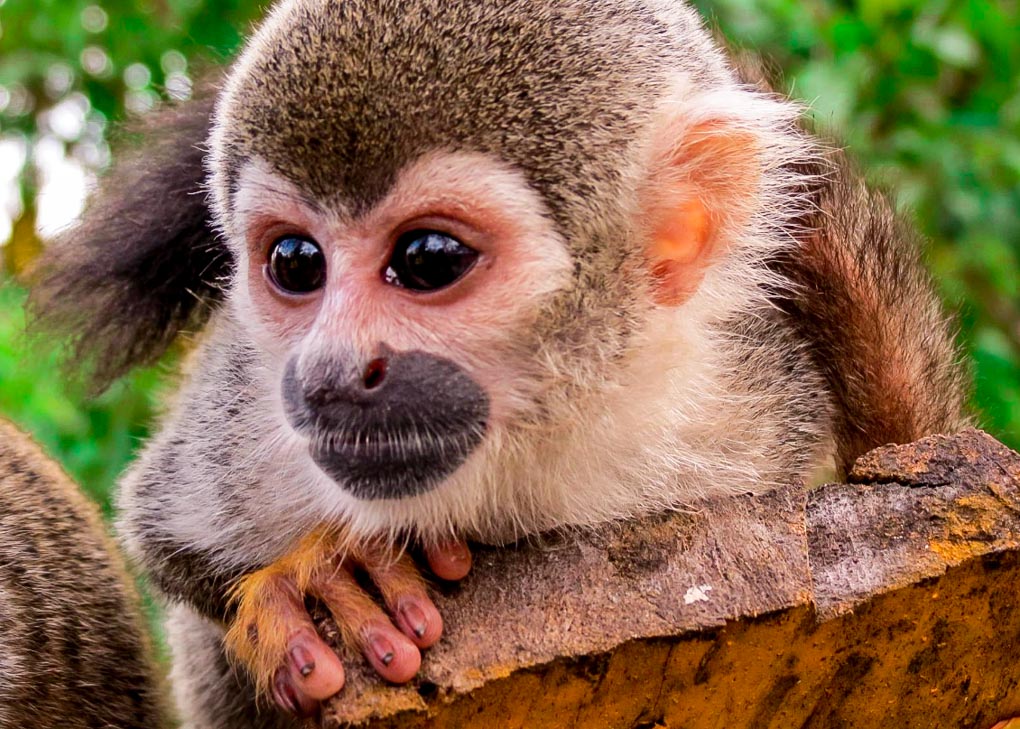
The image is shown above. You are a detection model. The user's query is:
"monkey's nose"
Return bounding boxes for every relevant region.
[289,352,389,410]
[280,350,490,500]
[362,357,388,391]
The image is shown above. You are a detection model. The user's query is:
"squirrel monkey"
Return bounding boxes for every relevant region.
[32,0,968,725]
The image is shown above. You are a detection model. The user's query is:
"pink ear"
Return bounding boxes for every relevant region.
[645,122,760,306]
[649,197,711,306]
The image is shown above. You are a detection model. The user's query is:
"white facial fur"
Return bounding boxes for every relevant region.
[198,86,832,551]
[178,54,835,557]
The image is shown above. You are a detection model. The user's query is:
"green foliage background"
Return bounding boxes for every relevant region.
[0,0,1018,518]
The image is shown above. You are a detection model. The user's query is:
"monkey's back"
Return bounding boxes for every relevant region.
[0,419,165,728]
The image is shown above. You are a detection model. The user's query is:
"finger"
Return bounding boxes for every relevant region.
[273,665,319,719]
[391,593,443,649]
[283,626,346,703]
[425,539,473,582]
[359,549,443,648]
[311,566,422,684]
[226,574,345,710]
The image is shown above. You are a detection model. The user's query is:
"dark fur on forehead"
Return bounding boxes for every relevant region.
[219,0,730,232]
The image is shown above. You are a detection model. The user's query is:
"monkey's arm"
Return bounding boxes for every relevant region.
[776,150,971,475]
[730,55,970,474]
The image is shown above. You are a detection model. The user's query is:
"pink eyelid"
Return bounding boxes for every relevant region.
[243,194,506,271]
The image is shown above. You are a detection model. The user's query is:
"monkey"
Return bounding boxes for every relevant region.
[30,0,970,726]
[0,418,168,729]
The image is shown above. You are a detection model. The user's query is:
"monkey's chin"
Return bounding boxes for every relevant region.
[307,431,484,501]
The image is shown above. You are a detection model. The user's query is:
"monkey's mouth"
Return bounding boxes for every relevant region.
[282,350,490,500]
[305,423,487,501]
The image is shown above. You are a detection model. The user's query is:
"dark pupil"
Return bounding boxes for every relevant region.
[387,231,478,291]
[269,237,326,294]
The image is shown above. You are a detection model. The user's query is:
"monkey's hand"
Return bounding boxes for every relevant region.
[223,529,471,718]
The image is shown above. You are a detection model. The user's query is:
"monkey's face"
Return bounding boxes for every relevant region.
[227,152,574,501]
[205,0,807,536]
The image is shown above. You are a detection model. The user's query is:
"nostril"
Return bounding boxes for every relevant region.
[363,358,388,391]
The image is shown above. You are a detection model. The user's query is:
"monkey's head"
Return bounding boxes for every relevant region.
[207,0,809,539]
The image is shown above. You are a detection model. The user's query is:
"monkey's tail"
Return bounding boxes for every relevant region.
[28,81,230,393]
[775,150,971,476]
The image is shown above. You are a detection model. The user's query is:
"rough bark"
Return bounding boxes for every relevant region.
[320,429,1020,728]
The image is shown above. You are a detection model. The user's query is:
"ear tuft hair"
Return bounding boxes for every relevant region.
[29,83,232,393]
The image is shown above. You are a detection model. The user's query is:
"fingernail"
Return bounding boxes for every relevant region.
[290,644,316,678]
[371,635,395,666]
[273,672,300,716]
[401,602,428,639]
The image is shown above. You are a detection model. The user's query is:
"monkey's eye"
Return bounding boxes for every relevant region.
[268,236,327,295]
[384,230,479,292]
